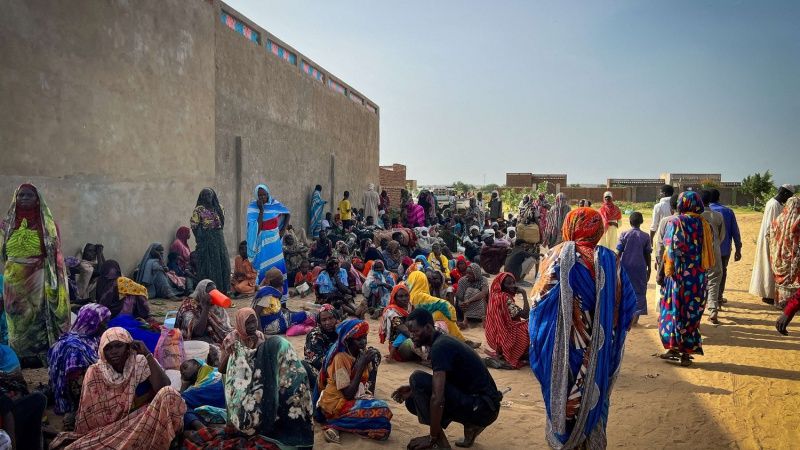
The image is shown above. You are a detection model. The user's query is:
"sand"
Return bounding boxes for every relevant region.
[28,209,800,449]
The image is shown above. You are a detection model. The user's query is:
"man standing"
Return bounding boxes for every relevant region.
[393,308,502,449]
[700,190,726,324]
[363,183,380,222]
[650,185,675,242]
[488,191,502,222]
[749,185,795,305]
[338,191,353,230]
[709,188,742,305]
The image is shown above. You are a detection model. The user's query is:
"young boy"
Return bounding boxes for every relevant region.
[338,191,353,229]
[293,260,314,297]
[617,212,652,324]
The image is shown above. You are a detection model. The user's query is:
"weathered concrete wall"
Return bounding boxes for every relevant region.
[0,0,216,271]
[0,0,379,271]
[214,14,379,251]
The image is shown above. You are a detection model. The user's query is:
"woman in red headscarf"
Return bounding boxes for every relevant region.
[379,284,417,362]
[169,226,192,271]
[1,184,70,368]
[485,273,530,369]
[597,191,622,252]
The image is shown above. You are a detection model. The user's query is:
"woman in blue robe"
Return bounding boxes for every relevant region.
[309,185,327,239]
[247,184,291,297]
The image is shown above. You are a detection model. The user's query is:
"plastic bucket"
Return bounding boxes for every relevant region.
[183,340,210,362]
[163,311,178,330]
[209,289,231,308]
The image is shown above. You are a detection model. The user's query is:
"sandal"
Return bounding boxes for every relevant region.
[323,428,340,444]
[708,313,720,325]
[680,353,693,367]
[658,349,681,361]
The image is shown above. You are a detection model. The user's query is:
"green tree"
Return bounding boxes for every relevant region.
[451,181,476,194]
[740,171,776,208]
[483,183,500,192]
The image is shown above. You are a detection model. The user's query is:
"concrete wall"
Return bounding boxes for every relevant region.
[0,0,379,271]
[214,15,379,251]
[0,0,216,271]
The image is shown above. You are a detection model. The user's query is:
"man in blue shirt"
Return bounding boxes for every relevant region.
[710,189,742,305]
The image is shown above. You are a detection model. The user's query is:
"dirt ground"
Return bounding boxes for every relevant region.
[28,209,800,449]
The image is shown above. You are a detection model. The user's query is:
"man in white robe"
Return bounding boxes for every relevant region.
[363,183,380,222]
[749,184,796,305]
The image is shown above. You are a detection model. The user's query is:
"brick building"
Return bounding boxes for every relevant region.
[379,164,408,211]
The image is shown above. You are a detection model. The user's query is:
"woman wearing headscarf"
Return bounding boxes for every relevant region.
[304,304,340,377]
[95,260,122,314]
[191,188,231,294]
[317,319,392,443]
[253,267,312,335]
[221,308,314,448]
[106,277,161,352]
[379,284,419,362]
[309,185,327,239]
[283,233,309,286]
[485,273,529,369]
[406,201,426,228]
[362,260,395,311]
[658,192,716,366]
[0,184,70,368]
[175,279,232,345]
[543,192,571,248]
[247,184,291,295]
[770,196,800,306]
[134,243,179,299]
[455,264,489,327]
[169,226,192,271]
[48,304,112,429]
[528,207,637,448]
[597,191,622,252]
[382,240,403,273]
[231,240,257,296]
[50,327,185,450]
[379,190,390,216]
[406,271,472,344]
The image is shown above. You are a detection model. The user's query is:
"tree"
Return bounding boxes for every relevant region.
[483,183,500,192]
[740,171,776,208]
[451,181,476,194]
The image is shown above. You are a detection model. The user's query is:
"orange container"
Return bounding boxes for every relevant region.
[209,289,231,308]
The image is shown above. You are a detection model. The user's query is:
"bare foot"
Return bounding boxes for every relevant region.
[455,425,485,447]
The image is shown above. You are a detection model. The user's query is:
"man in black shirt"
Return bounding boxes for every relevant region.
[392,309,502,449]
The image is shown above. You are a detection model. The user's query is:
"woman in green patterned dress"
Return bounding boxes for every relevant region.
[1,184,70,368]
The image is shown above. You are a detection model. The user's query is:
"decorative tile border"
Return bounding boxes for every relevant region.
[267,40,297,65]
[220,11,259,44]
[302,61,323,82]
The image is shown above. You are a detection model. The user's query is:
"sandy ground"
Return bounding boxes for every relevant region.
[27,209,800,449]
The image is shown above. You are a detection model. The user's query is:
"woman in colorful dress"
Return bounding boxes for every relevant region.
[175,279,232,365]
[528,207,637,448]
[379,284,420,362]
[191,188,231,294]
[248,184,291,296]
[1,183,70,368]
[406,271,474,345]
[544,192,571,248]
[658,191,715,366]
[362,260,395,311]
[769,196,800,306]
[50,327,186,450]
[222,308,314,448]
[169,226,192,272]
[47,303,112,430]
[485,273,529,369]
[309,184,327,239]
[597,191,622,252]
[252,268,311,335]
[317,319,392,443]
[303,304,340,379]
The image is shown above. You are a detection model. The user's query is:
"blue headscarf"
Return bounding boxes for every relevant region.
[246,184,290,257]
[317,319,368,388]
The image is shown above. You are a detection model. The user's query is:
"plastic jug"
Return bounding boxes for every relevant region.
[209,289,232,308]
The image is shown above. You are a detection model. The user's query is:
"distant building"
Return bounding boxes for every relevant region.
[379,164,408,210]
[607,178,665,188]
[505,173,567,192]
[660,173,722,185]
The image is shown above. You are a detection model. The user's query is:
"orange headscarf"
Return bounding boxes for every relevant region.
[561,207,604,272]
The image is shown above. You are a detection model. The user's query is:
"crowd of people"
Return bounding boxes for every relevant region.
[0,180,796,449]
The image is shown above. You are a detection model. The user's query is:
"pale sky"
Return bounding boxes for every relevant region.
[227,1,799,186]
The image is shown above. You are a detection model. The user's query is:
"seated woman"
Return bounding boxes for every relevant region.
[0,370,47,450]
[303,304,340,383]
[362,260,395,314]
[231,240,257,296]
[406,271,478,347]
[175,280,232,364]
[164,252,190,294]
[283,234,309,287]
[169,226,192,272]
[316,258,361,317]
[455,264,489,328]
[449,256,469,299]
[179,358,226,431]
[50,328,186,449]
[293,260,314,297]
[134,243,180,300]
[317,319,392,443]
[382,241,403,273]
[252,268,312,335]
[47,303,111,430]
[426,243,450,280]
[484,273,530,369]
[379,284,421,363]
[309,231,333,266]
[75,243,104,301]
[426,268,447,299]
[221,308,314,448]
[106,277,161,352]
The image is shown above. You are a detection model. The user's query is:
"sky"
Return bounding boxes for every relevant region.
[227,1,799,186]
